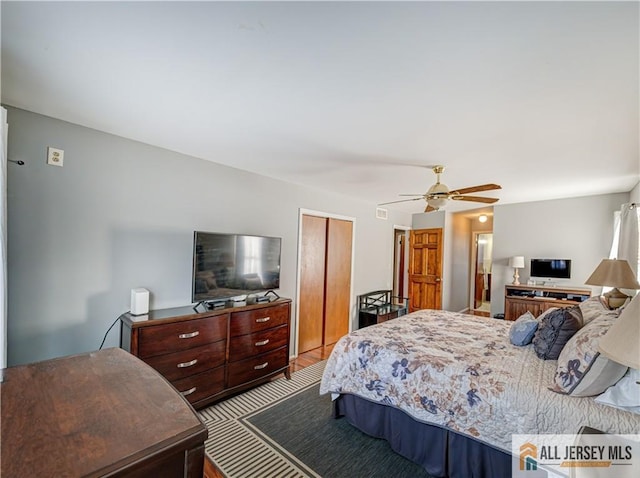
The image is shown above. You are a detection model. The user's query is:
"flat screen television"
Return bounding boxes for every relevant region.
[530,258,571,280]
[192,231,281,303]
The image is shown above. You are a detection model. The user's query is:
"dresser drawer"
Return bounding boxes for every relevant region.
[227,347,288,388]
[229,324,288,362]
[138,314,228,358]
[144,340,226,382]
[230,304,289,337]
[172,366,225,405]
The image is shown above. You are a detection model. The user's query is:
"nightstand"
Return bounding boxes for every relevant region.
[358,290,408,328]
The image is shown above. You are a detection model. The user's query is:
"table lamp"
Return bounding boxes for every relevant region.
[585,259,640,309]
[509,256,525,285]
[598,292,640,369]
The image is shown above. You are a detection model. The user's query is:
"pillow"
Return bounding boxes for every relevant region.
[536,307,558,321]
[532,306,582,360]
[509,311,538,346]
[550,314,627,397]
[579,296,620,326]
[594,369,640,413]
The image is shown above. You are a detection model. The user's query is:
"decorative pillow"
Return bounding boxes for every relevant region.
[532,306,582,360]
[579,296,620,326]
[509,311,538,346]
[550,314,627,397]
[537,307,558,321]
[594,369,640,413]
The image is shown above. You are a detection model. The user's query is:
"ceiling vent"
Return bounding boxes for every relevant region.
[375,207,388,220]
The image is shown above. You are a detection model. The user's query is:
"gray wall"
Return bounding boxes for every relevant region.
[448,212,471,312]
[490,193,629,317]
[411,194,629,316]
[5,106,411,366]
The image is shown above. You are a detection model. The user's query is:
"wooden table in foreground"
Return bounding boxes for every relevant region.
[1,347,208,477]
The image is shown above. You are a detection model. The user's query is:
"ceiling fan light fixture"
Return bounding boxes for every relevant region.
[427,197,447,209]
[378,165,501,212]
[426,181,449,209]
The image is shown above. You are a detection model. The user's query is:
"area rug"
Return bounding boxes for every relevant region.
[198,361,432,478]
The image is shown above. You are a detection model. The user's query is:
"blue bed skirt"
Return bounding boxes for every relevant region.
[333,392,514,478]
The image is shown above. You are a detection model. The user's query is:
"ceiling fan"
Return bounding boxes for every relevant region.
[379,165,502,213]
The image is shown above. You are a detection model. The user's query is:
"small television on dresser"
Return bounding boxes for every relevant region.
[530,258,571,280]
[191,231,281,304]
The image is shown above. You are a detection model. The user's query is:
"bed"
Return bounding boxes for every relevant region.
[319,307,640,477]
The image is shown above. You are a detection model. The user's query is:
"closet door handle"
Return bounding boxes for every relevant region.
[255,339,270,346]
[255,317,270,323]
[177,359,198,368]
[178,331,200,339]
[254,362,269,370]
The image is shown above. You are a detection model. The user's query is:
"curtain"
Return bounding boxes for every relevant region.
[1,107,7,373]
[608,211,621,260]
[617,203,640,280]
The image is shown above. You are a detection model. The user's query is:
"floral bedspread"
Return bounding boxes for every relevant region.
[319,309,640,452]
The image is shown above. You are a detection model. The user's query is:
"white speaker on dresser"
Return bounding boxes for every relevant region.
[130,288,149,316]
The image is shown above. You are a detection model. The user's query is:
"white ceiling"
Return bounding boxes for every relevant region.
[2,1,639,213]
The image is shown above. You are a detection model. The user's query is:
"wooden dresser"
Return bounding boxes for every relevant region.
[0,348,207,478]
[504,284,591,321]
[121,298,291,409]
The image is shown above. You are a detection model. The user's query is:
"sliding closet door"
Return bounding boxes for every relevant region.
[323,218,353,345]
[298,215,327,353]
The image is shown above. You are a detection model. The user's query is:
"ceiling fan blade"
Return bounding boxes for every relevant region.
[450,195,499,204]
[399,194,426,197]
[378,197,424,206]
[451,184,502,195]
[424,205,438,213]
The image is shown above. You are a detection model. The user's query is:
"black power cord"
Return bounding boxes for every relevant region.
[99,313,127,350]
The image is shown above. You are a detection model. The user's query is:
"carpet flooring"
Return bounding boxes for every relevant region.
[198,361,432,478]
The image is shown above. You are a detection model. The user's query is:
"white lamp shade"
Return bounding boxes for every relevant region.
[599,293,640,369]
[509,256,525,268]
[585,259,640,290]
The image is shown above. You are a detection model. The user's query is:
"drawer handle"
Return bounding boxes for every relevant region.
[254,362,269,370]
[177,359,198,368]
[255,339,270,346]
[178,331,200,339]
[181,387,197,396]
[255,317,270,323]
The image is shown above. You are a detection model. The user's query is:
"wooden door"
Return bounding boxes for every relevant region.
[408,228,443,312]
[298,215,327,353]
[323,218,353,345]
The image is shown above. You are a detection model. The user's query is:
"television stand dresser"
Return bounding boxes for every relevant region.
[504,284,591,321]
[121,297,291,409]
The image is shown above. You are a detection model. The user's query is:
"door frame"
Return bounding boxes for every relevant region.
[469,231,493,314]
[392,225,411,303]
[294,208,356,358]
